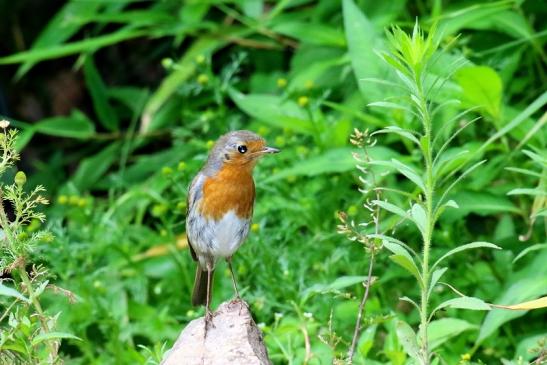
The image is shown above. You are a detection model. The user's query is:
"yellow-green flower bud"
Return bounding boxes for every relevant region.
[197,74,209,85]
[14,171,26,187]
[195,55,206,64]
[161,58,174,69]
[177,161,187,171]
[58,195,68,205]
[276,78,287,88]
[161,166,173,176]
[297,96,309,107]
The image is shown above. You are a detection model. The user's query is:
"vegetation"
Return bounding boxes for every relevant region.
[0,0,546,364]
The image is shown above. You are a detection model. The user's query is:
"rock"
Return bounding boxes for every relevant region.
[161,299,272,365]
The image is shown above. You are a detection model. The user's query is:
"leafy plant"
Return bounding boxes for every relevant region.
[0,122,70,364]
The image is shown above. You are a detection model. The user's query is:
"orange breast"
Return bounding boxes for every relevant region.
[199,164,255,220]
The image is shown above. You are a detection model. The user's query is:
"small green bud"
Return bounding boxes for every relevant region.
[197,74,209,85]
[69,195,79,205]
[347,205,358,216]
[161,58,174,69]
[58,195,68,204]
[161,166,173,176]
[151,204,168,217]
[177,161,187,171]
[14,171,26,187]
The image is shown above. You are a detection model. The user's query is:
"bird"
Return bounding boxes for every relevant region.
[185,130,279,326]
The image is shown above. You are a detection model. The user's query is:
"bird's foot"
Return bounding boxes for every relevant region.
[204,309,215,335]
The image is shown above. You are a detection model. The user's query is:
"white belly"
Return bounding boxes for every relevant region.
[187,209,251,266]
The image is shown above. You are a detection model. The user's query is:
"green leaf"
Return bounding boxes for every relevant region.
[304,276,367,297]
[14,0,107,78]
[0,283,30,303]
[372,126,420,145]
[389,254,422,286]
[443,191,520,220]
[0,27,144,65]
[83,56,120,131]
[33,110,95,139]
[432,241,501,270]
[358,324,378,358]
[428,267,448,300]
[229,89,313,134]
[31,331,82,346]
[428,318,477,350]
[372,200,408,220]
[513,244,547,264]
[507,188,546,196]
[411,203,428,238]
[395,320,420,360]
[368,159,426,191]
[271,21,346,47]
[432,296,491,316]
[455,66,503,120]
[264,146,396,183]
[72,142,122,191]
[477,276,547,344]
[342,0,387,102]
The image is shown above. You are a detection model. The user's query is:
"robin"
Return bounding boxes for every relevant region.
[186,130,279,326]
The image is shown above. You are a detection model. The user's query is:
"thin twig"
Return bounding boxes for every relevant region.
[347,134,382,362]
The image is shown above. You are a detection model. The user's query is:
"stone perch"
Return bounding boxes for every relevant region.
[161,300,272,365]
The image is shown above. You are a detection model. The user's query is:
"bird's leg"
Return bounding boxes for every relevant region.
[227,257,241,300]
[204,263,214,333]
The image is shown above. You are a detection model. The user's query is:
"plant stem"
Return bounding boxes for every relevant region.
[347,250,375,362]
[416,70,435,365]
[18,266,59,360]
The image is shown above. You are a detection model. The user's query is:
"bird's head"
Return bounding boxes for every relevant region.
[206,130,280,170]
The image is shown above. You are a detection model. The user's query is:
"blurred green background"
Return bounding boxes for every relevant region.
[0,0,546,364]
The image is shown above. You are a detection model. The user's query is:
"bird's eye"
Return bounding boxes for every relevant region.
[237,145,247,154]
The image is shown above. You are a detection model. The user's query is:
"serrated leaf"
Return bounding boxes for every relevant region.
[432,241,501,270]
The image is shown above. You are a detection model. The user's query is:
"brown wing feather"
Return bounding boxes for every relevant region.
[186,173,203,262]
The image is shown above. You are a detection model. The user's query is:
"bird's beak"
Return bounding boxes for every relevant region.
[261,146,280,154]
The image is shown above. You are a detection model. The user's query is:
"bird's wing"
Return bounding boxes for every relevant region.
[186,173,205,262]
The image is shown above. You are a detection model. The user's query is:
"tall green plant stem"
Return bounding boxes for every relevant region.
[416,73,435,365]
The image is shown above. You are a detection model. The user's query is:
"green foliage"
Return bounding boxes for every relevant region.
[0,0,546,364]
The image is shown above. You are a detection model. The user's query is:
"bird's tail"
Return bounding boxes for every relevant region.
[191,267,213,306]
